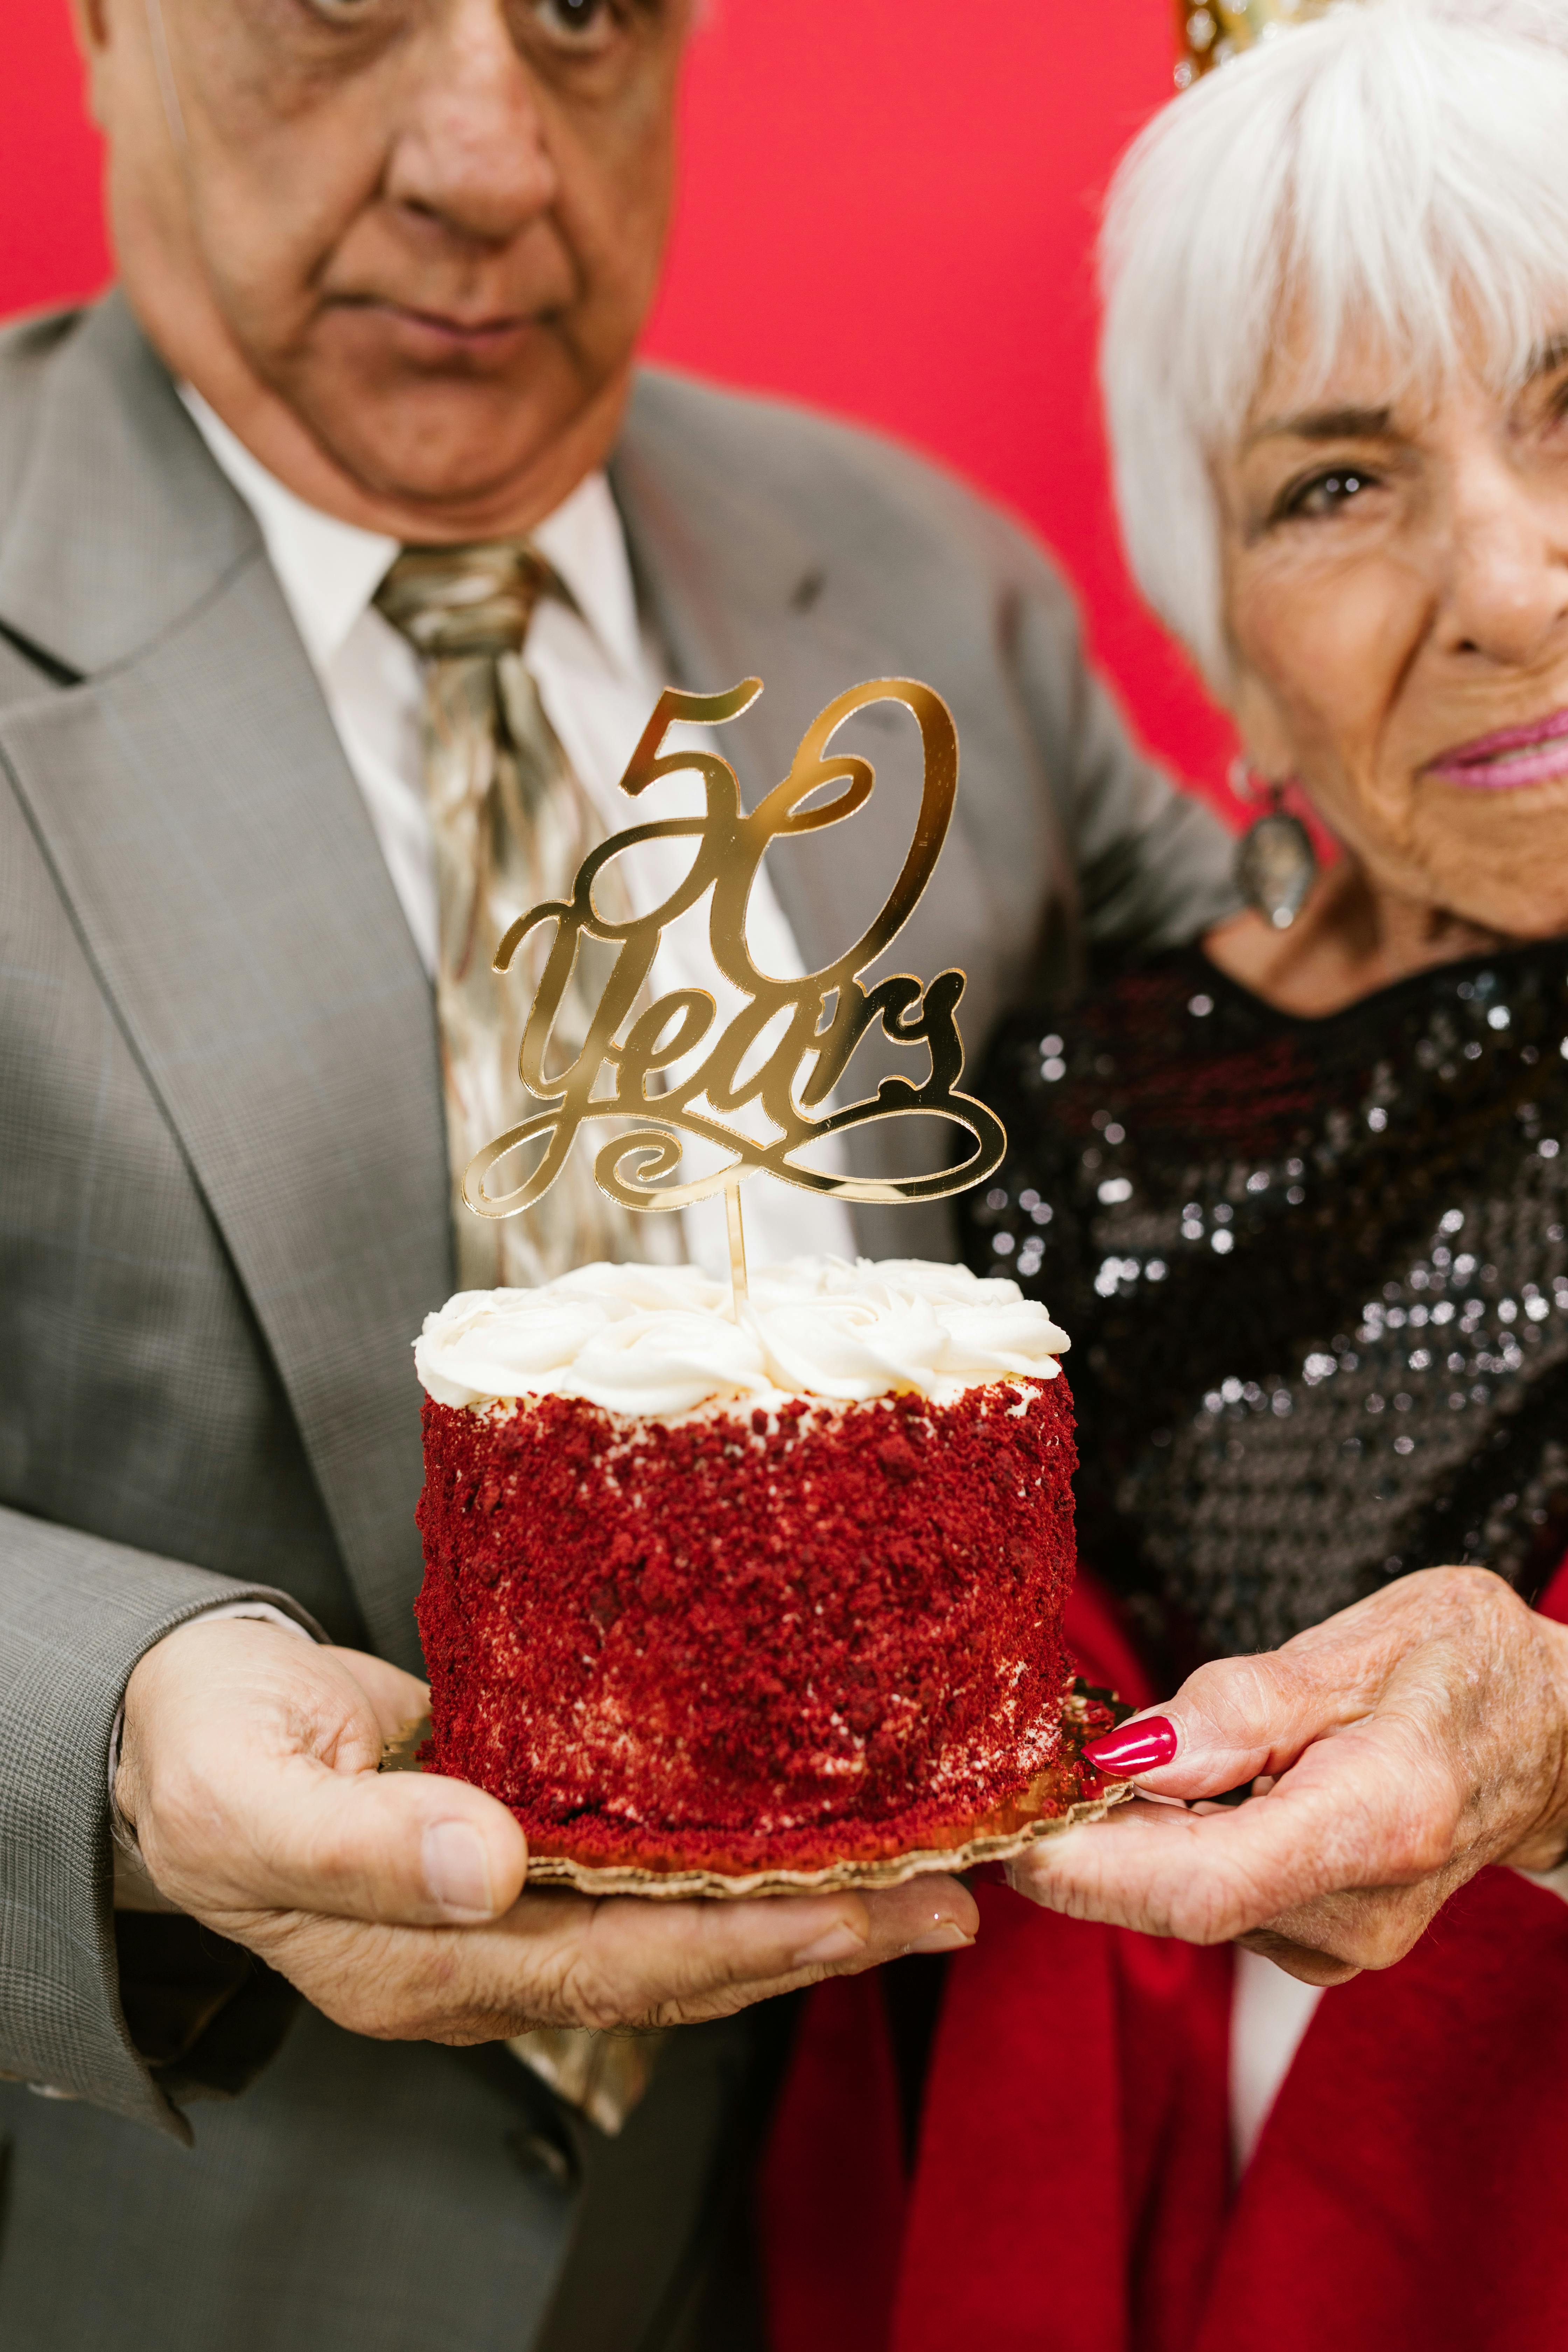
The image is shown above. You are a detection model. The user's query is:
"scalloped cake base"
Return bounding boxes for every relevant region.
[379,1677,1134,1900]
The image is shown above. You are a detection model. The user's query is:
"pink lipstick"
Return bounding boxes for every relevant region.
[1425,706,1568,790]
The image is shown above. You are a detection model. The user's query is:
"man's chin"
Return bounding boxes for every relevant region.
[287,359,601,526]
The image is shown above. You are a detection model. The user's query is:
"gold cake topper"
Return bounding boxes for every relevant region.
[462,676,1006,1296]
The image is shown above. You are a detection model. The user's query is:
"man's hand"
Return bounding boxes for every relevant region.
[1008,1567,1568,1986]
[116,1620,978,2041]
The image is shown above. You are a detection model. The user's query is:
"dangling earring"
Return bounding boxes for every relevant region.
[1230,760,1318,930]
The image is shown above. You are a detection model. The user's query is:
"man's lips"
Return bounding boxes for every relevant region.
[1425,706,1568,791]
[332,296,538,349]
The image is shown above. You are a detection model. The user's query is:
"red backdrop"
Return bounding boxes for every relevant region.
[0,0,1237,805]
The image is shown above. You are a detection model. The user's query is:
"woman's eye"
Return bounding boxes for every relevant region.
[530,0,620,42]
[1280,467,1375,521]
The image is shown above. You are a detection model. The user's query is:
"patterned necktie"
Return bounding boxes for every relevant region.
[374,541,677,1291]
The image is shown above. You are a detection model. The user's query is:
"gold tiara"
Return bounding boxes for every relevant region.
[1175,0,1343,86]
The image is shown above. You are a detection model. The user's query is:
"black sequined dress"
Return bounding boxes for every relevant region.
[963,942,1568,1665]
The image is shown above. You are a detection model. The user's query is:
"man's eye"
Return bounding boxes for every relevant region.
[530,0,620,43]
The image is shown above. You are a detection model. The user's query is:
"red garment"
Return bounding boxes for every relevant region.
[762,1567,1568,2352]
[760,1970,908,2352]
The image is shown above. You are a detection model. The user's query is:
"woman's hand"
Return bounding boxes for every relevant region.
[1009,1567,1568,1986]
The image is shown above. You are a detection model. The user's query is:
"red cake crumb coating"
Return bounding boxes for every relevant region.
[415,1373,1077,1874]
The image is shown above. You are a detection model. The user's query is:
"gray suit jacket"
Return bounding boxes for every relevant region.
[0,294,1236,2348]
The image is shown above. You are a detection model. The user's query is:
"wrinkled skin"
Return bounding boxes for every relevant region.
[117,1622,977,2040]
[1011,1568,1568,1985]
[1205,310,1568,1015]
[72,0,691,537]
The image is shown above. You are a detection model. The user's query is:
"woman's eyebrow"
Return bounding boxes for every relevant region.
[1245,405,1396,449]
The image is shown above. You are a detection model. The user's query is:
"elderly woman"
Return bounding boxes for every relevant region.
[765,4,1568,2348]
[989,0,1568,1977]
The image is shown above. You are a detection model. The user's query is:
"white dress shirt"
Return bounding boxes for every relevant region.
[182,391,855,1278]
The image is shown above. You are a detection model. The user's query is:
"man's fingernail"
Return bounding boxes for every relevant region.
[423,1821,493,1917]
[1082,1714,1179,1777]
[793,1921,867,1968]
[907,1922,975,1955]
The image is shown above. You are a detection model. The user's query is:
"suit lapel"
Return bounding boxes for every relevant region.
[612,377,994,1252]
[0,296,258,676]
[0,303,448,1669]
[610,394,813,817]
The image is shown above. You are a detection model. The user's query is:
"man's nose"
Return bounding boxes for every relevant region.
[384,0,558,248]
[1440,455,1568,672]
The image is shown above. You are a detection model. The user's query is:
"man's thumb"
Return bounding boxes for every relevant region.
[203,1755,530,1927]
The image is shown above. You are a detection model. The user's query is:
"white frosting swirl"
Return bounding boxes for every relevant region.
[414,1257,1070,1417]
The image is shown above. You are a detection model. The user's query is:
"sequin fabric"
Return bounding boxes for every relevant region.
[962,943,1568,1660]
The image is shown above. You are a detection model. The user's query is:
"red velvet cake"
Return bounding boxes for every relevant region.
[413,1260,1076,1876]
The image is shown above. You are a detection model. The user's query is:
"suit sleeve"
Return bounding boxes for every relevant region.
[1009,551,1242,962]
[0,1504,321,2140]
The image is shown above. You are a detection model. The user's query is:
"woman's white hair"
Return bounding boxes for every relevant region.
[1100,0,1568,687]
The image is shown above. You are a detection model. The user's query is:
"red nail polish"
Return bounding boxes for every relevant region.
[1082,1715,1179,1777]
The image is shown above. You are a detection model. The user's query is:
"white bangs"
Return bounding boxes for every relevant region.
[1100,0,1568,686]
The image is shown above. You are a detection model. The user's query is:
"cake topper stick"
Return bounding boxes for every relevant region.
[724,1181,749,1314]
[462,674,1007,1314]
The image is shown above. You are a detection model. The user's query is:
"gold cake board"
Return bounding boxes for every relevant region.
[379,1678,1133,1899]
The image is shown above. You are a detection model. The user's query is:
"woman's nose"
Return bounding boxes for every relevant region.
[1440,462,1568,671]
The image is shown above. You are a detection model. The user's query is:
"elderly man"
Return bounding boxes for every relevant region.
[0,2,1236,2345]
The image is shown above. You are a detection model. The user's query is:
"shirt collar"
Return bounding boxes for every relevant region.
[179,385,642,682]
[530,469,643,681]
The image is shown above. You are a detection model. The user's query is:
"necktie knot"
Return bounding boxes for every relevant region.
[375,540,558,660]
